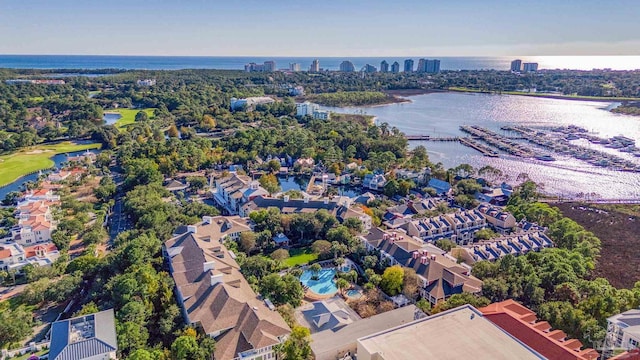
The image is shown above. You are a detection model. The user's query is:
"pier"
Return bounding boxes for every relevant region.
[459,137,499,157]
[405,135,460,141]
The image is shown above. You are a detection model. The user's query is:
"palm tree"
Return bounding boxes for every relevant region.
[309,263,322,281]
[336,278,350,296]
[334,257,345,269]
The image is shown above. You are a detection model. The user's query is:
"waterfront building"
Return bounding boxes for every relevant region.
[511,59,522,72]
[263,60,276,72]
[391,61,400,73]
[404,59,414,72]
[417,58,427,73]
[523,62,539,72]
[289,62,301,72]
[296,102,331,120]
[310,59,320,72]
[426,59,441,73]
[340,60,355,72]
[164,217,291,360]
[362,64,377,73]
[49,309,118,360]
[481,300,600,360]
[606,309,640,352]
[380,60,389,72]
[212,173,269,214]
[356,305,546,360]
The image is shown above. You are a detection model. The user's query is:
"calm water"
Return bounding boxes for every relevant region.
[103,112,122,125]
[1,55,639,71]
[322,93,640,199]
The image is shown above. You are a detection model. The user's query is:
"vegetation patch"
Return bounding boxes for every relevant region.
[0,142,101,187]
[283,247,318,267]
[307,91,406,107]
[106,108,156,130]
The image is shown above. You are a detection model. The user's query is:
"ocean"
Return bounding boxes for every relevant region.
[0,55,639,71]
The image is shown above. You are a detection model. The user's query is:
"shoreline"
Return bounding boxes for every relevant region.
[447,87,640,103]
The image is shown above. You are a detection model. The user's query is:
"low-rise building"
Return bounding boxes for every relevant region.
[288,85,305,96]
[476,203,517,234]
[362,174,386,191]
[453,231,554,263]
[607,309,640,353]
[480,300,600,360]
[0,242,60,272]
[362,228,483,305]
[49,309,118,360]
[230,97,275,111]
[356,305,545,360]
[428,178,452,195]
[136,79,156,86]
[399,209,486,244]
[296,102,330,120]
[213,174,269,215]
[164,217,291,360]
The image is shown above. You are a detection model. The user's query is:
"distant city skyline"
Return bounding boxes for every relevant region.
[0,0,639,56]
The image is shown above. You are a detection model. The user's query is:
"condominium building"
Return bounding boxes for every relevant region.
[362,64,377,73]
[511,59,522,72]
[263,60,276,72]
[394,209,487,244]
[391,61,400,73]
[212,173,270,215]
[523,62,539,72]
[403,59,414,72]
[476,203,517,234]
[164,217,290,360]
[361,228,483,305]
[289,63,301,72]
[426,59,441,73]
[340,61,355,72]
[453,231,554,263]
[310,59,320,72]
[245,61,277,72]
[296,102,330,120]
[380,60,389,73]
[607,309,640,352]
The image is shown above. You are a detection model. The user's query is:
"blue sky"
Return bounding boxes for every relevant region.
[1,0,638,56]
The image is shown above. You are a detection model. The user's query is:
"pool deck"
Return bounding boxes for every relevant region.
[305,288,338,301]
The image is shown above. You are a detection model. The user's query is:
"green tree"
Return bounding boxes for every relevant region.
[275,326,313,360]
[267,159,281,173]
[309,263,322,280]
[435,239,457,251]
[336,278,350,295]
[239,231,257,253]
[0,307,34,348]
[311,240,332,258]
[259,173,281,195]
[380,265,404,296]
[270,248,290,262]
[135,111,149,122]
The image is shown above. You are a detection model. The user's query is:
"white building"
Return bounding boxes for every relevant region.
[230,97,275,111]
[296,102,330,120]
[607,309,640,352]
[212,173,270,215]
[523,62,539,72]
[289,63,301,72]
[310,59,320,72]
[289,86,305,96]
[136,79,156,86]
[0,242,60,272]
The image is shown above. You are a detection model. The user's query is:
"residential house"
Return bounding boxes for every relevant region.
[476,203,517,234]
[480,300,600,360]
[395,168,430,185]
[352,192,376,205]
[294,158,314,169]
[273,233,290,247]
[300,298,358,333]
[22,188,60,203]
[49,309,118,360]
[11,213,56,245]
[336,205,372,231]
[0,242,60,272]
[607,309,640,353]
[239,195,339,217]
[164,179,188,192]
[356,305,546,360]
[362,174,386,191]
[213,174,270,215]
[47,169,84,183]
[164,216,291,360]
[428,178,452,195]
[408,198,442,215]
[361,228,483,305]
[475,186,511,206]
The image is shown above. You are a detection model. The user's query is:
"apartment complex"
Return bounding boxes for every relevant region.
[212,173,270,215]
[391,209,486,244]
[295,102,330,120]
[454,230,554,263]
[403,59,414,72]
[361,228,483,305]
[607,309,640,353]
[310,59,320,72]
[164,216,291,360]
[476,203,517,234]
[523,62,539,72]
[390,61,400,73]
[340,61,355,72]
[480,300,600,360]
[511,59,522,72]
[380,60,389,73]
[417,58,441,73]
[244,60,277,72]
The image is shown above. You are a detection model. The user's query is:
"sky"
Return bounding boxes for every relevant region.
[1,0,639,56]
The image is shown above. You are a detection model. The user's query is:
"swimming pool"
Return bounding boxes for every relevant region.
[300,269,338,296]
[346,289,363,299]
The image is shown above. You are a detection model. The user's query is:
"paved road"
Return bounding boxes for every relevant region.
[107,172,133,244]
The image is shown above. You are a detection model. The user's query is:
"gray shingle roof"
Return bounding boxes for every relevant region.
[49,309,117,360]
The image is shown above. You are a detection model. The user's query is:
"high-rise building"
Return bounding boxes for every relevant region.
[426,59,441,73]
[263,60,277,72]
[404,59,414,72]
[391,61,400,73]
[510,59,522,72]
[340,60,355,72]
[362,64,377,73]
[523,62,539,72]
[289,63,301,72]
[380,60,389,73]
[416,59,427,73]
[310,59,320,72]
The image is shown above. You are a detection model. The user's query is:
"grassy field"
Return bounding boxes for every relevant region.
[283,247,318,267]
[0,142,101,187]
[105,108,155,131]
[448,87,640,102]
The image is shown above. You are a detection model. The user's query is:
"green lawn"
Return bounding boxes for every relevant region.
[0,142,101,187]
[283,247,318,267]
[105,108,156,131]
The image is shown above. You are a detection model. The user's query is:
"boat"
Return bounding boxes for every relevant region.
[535,154,556,161]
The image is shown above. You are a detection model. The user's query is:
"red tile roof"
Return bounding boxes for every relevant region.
[611,349,640,360]
[480,300,600,360]
[0,248,12,260]
[24,243,58,258]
